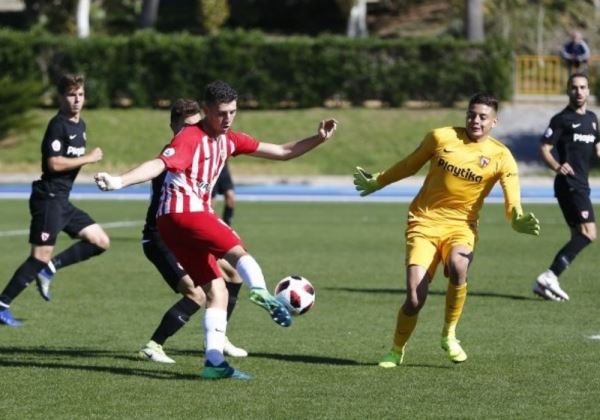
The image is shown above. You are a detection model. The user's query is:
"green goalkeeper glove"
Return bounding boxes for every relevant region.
[353,166,382,197]
[511,208,540,236]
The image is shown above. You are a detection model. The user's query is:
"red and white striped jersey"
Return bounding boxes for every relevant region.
[157,124,259,215]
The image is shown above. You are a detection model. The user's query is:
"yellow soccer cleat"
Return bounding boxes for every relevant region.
[441,337,467,363]
[378,349,404,368]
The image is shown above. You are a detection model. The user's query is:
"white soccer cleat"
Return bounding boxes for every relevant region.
[139,340,175,363]
[533,270,569,302]
[223,336,248,358]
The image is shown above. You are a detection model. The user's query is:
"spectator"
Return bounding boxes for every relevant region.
[561,31,591,74]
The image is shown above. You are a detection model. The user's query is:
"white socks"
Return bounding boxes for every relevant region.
[204,308,227,366]
[235,255,267,290]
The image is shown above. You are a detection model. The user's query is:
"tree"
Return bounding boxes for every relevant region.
[76,0,91,38]
[199,0,230,33]
[465,0,484,41]
[140,0,160,28]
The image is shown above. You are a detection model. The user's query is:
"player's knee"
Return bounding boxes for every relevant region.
[578,225,596,242]
[403,298,423,315]
[582,229,596,242]
[185,288,205,306]
[405,292,426,313]
[447,259,469,281]
[178,279,205,306]
[94,233,110,250]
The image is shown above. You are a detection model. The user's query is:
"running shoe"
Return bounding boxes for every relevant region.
[441,337,467,363]
[249,288,292,327]
[200,361,252,380]
[378,349,404,368]
[139,340,175,364]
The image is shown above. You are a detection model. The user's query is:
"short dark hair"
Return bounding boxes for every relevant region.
[567,72,589,89]
[468,92,498,112]
[170,98,200,123]
[57,74,84,95]
[204,80,238,106]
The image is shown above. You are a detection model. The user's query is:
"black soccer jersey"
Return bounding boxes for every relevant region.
[142,170,166,240]
[541,106,600,190]
[40,113,87,193]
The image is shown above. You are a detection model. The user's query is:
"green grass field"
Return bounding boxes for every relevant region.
[0,107,463,175]
[1,199,599,419]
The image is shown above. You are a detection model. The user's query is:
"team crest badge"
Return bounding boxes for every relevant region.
[581,211,589,219]
[479,156,490,168]
[593,122,597,131]
[41,232,50,242]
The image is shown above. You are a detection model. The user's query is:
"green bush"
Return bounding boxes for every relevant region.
[0,29,512,108]
[0,76,44,143]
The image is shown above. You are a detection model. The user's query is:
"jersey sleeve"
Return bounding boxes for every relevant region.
[376,131,436,187]
[41,118,66,158]
[159,129,196,172]
[497,150,522,219]
[540,115,563,146]
[230,132,259,156]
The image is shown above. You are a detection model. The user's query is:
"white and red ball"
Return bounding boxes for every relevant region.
[274,275,315,316]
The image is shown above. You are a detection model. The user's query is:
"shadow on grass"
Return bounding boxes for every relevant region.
[0,346,199,380]
[170,348,368,366]
[325,287,536,301]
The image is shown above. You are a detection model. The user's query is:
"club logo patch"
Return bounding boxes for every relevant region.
[581,211,589,219]
[479,156,491,168]
[593,122,597,131]
[544,127,553,138]
[41,232,50,242]
[51,140,61,152]
[162,147,175,157]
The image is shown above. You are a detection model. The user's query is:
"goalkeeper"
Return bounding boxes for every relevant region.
[354,92,540,368]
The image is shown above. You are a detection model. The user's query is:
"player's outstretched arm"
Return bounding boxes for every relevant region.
[353,166,382,197]
[95,158,165,191]
[250,119,337,161]
[511,208,540,236]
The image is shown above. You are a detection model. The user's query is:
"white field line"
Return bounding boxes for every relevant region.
[586,334,600,340]
[0,220,143,237]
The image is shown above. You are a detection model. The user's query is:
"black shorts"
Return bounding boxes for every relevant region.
[211,166,234,197]
[142,230,187,293]
[555,182,595,227]
[28,180,95,245]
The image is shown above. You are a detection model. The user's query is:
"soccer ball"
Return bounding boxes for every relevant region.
[274,275,315,316]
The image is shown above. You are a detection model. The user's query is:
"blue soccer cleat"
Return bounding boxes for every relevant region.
[200,361,252,380]
[0,308,22,327]
[249,288,292,327]
[35,267,54,302]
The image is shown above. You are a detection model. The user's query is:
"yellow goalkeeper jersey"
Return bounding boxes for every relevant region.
[377,126,522,224]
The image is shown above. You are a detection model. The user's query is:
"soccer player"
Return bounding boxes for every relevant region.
[94,80,337,379]
[353,92,540,367]
[533,73,600,302]
[0,74,109,327]
[211,161,236,226]
[139,99,247,364]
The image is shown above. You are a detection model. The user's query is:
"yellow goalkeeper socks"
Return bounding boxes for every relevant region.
[392,309,418,352]
[442,282,467,339]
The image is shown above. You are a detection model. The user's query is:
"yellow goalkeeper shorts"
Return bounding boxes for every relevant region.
[405,220,478,279]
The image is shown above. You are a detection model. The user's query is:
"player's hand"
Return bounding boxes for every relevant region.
[94,172,123,191]
[511,208,540,236]
[317,119,338,141]
[556,162,575,176]
[353,166,381,197]
[87,147,103,164]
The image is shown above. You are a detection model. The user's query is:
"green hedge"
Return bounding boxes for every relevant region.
[0,29,512,108]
